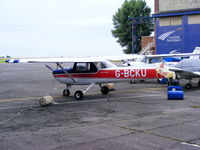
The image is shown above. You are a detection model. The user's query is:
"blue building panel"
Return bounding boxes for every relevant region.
[155,12,200,54]
[156,25,185,54]
[186,24,200,50]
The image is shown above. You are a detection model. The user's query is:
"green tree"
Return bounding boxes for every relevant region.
[112,0,152,54]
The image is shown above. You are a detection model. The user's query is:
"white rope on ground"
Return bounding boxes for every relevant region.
[0,100,35,126]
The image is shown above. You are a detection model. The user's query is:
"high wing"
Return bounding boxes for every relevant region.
[145,52,200,58]
[98,52,200,64]
[101,54,144,61]
[6,51,200,64]
[145,47,200,60]
[5,57,108,63]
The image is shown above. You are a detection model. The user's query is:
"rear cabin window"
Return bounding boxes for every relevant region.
[76,63,90,71]
[74,62,98,73]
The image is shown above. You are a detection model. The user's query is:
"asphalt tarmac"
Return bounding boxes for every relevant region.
[0,63,200,150]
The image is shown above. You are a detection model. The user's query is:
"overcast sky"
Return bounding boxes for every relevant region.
[0,0,154,57]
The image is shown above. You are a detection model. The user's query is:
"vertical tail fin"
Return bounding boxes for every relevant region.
[190,47,200,59]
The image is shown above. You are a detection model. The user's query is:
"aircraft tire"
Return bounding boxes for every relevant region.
[74,90,83,100]
[157,79,160,83]
[185,83,192,89]
[101,86,109,95]
[130,81,135,84]
[198,81,200,87]
[63,89,70,96]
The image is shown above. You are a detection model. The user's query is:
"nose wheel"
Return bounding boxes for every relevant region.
[101,86,109,95]
[74,83,95,100]
[74,90,84,100]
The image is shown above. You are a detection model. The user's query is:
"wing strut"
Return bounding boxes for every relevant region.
[45,64,54,71]
[56,63,77,83]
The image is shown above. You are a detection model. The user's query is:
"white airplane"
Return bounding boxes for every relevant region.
[108,47,200,89]
[169,58,200,89]
[120,51,200,67]
[6,57,168,105]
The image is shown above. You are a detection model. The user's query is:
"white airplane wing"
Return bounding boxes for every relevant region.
[102,54,144,61]
[146,52,200,58]
[169,67,200,79]
[97,52,200,62]
[5,57,105,63]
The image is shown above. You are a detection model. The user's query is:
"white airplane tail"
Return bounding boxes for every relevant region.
[190,47,200,59]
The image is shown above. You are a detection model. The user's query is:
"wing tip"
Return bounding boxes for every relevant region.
[5,59,20,63]
[5,59,10,63]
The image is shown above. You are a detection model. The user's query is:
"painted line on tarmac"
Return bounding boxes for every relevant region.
[0,96,59,102]
[0,94,160,110]
[0,97,40,102]
[0,87,164,103]
[54,94,161,105]
[181,142,200,148]
[145,90,164,94]
[112,87,165,94]
[0,105,38,110]
[85,87,165,96]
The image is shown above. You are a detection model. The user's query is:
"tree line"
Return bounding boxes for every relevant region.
[112,0,152,54]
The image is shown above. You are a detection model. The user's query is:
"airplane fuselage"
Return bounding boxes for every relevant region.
[53,66,163,85]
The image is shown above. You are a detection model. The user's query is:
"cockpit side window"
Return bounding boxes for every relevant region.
[76,62,90,71]
[94,62,107,69]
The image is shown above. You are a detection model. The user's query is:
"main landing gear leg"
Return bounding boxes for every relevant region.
[74,83,95,100]
[63,85,71,96]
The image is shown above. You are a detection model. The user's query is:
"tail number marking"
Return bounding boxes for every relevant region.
[115,69,147,78]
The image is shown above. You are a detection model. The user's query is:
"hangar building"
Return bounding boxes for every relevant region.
[153,0,200,54]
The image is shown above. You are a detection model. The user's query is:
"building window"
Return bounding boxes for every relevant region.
[159,17,170,26]
[188,14,200,24]
[159,16,182,26]
[171,16,182,25]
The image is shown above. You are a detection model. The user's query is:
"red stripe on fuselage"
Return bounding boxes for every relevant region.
[53,69,163,79]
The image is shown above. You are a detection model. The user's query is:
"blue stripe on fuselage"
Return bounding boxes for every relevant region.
[5,59,10,63]
[53,68,72,74]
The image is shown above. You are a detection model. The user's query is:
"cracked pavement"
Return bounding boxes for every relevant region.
[0,64,200,150]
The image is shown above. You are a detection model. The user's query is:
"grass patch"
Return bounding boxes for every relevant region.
[191,105,200,108]
[0,58,8,63]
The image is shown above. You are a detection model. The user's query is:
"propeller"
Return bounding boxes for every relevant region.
[156,62,176,79]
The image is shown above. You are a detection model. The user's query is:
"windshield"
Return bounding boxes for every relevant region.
[94,60,116,69]
[102,60,117,68]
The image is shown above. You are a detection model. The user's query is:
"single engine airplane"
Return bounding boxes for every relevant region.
[107,47,200,89]
[6,57,167,101]
[169,59,200,89]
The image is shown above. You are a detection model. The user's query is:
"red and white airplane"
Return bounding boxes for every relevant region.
[6,57,166,103]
